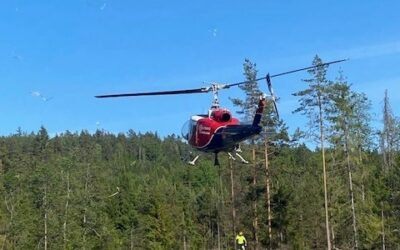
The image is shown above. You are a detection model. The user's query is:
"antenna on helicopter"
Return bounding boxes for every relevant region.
[210,84,221,109]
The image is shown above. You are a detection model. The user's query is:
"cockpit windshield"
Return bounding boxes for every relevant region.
[181,115,204,141]
[181,120,190,140]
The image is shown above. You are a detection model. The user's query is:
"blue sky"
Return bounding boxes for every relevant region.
[1,0,400,138]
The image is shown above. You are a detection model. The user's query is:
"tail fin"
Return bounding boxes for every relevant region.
[252,95,266,126]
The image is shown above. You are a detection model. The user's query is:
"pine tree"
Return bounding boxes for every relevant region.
[325,75,372,248]
[231,58,263,249]
[379,90,400,173]
[293,55,332,250]
[378,91,400,248]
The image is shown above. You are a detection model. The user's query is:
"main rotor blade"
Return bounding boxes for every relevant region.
[95,59,347,99]
[95,87,209,98]
[226,58,348,88]
[269,58,348,78]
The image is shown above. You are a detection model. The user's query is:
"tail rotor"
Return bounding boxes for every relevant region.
[266,74,279,120]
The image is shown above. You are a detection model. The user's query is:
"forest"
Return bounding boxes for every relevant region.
[1,56,399,249]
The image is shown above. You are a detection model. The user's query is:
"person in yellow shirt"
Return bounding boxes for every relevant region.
[236,231,247,250]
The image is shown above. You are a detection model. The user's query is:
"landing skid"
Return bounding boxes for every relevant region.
[188,155,200,165]
[229,145,249,164]
[186,146,249,166]
[228,152,249,164]
[187,153,220,166]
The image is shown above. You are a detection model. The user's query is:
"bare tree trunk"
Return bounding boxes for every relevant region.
[0,232,6,249]
[183,233,187,250]
[217,165,223,250]
[252,147,259,250]
[63,171,71,250]
[203,223,207,250]
[381,203,386,250]
[44,185,48,250]
[2,193,15,250]
[229,158,237,250]
[315,216,320,249]
[130,223,134,250]
[217,220,221,250]
[319,98,331,250]
[264,139,272,250]
[347,164,359,249]
[83,164,90,250]
[345,127,359,249]
[358,143,366,203]
[182,212,187,250]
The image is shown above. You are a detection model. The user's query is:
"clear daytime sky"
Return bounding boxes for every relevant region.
[1,0,400,138]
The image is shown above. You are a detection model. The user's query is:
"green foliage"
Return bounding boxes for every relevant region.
[0,124,397,249]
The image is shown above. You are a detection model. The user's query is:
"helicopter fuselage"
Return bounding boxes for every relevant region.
[182,100,264,154]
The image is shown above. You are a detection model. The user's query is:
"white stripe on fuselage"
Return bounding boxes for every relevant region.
[196,126,225,150]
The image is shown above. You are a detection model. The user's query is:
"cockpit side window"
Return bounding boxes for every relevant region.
[181,115,203,141]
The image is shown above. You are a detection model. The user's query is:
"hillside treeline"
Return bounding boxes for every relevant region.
[1,56,400,249]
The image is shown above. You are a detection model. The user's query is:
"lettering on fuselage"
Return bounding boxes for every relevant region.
[198,124,211,135]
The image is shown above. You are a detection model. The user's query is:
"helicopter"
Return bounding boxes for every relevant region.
[95,59,347,165]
